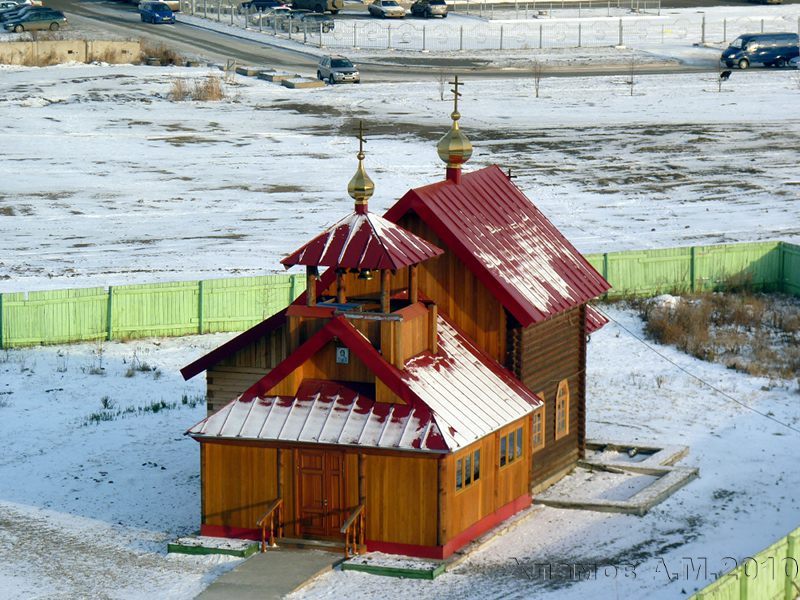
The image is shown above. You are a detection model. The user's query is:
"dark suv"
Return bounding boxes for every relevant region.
[410,0,447,18]
[317,55,360,84]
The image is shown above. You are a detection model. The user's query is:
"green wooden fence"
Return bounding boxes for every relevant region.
[0,274,305,348]
[0,241,797,349]
[689,526,800,600]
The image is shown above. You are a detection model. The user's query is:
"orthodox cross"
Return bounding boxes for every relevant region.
[356,120,367,155]
[448,75,463,113]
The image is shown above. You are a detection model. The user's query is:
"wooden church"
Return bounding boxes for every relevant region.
[182,79,610,559]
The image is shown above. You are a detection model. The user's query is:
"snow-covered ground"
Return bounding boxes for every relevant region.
[0,308,797,599]
[1,62,798,293]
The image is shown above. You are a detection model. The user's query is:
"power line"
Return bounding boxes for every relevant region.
[593,305,800,436]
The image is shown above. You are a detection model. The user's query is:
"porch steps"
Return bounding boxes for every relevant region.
[276,537,345,552]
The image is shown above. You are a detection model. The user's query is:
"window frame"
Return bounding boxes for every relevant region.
[531,401,545,453]
[454,448,481,493]
[499,424,525,469]
[555,379,570,440]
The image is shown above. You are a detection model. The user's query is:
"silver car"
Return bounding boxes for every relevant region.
[367,0,405,18]
[317,55,360,84]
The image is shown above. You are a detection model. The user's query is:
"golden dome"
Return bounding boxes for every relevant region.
[437,109,472,169]
[348,123,374,211]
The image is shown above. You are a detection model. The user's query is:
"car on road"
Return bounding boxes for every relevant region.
[410,0,447,18]
[317,54,359,84]
[367,0,405,18]
[3,9,66,31]
[721,32,799,69]
[300,12,333,32]
[139,1,175,23]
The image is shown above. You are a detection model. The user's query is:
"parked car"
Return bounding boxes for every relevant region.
[367,0,405,18]
[300,11,333,32]
[291,0,342,15]
[4,9,66,31]
[790,56,799,69]
[410,0,446,18]
[0,4,50,20]
[248,5,290,24]
[317,54,359,84]
[240,0,283,11]
[721,32,799,69]
[2,6,61,23]
[277,8,308,32]
[138,1,175,23]
[0,1,24,13]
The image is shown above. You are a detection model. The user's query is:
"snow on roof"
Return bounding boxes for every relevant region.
[187,315,541,452]
[187,379,447,452]
[385,165,610,327]
[281,210,443,271]
[586,304,609,334]
[401,317,541,449]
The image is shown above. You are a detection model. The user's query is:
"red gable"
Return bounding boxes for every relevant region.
[384,165,610,328]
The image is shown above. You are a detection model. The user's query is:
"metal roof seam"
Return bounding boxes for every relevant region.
[396,409,416,448]
[275,400,297,440]
[296,393,320,442]
[236,397,259,438]
[317,393,338,443]
[216,402,235,437]
[375,404,395,447]
[256,397,277,439]
[334,393,359,444]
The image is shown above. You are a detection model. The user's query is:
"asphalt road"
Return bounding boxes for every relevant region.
[44,0,728,79]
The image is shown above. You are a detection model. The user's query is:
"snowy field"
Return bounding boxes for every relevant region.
[0,308,798,599]
[1,61,799,293]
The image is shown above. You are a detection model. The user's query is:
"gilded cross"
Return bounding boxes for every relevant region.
[356,120,367,155]
[448,75,463,113]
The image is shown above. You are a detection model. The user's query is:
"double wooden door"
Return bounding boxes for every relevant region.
[297,450,345,539]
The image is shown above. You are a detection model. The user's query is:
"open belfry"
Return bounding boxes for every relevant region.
[182,78,611,559]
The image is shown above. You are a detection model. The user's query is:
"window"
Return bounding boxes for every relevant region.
[455,448,481,492]
[500,425,524,468]
[555,379,570,440]
[532,403,545,452]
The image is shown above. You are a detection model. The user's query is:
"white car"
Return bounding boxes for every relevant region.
[367,0,405,18]
[248,5,290,25]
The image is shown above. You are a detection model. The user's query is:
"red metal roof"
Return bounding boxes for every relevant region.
[188,313,541,452]
[384,165,610,328]
[585,305,609,334]
[281,211,443,271]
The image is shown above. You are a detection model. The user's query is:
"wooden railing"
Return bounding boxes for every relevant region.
[256,498,283,553]
[340,504,365,559]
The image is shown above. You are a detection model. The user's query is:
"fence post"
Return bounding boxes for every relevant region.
[319,22,323,48]
[760,18,764,33]
[388,23,392,49]
[0,293,3,349]
[423,25,427,51]
[353,22,357,48]
[106,286,113,341]
[230,2,233,25]
[290,273,297,302]
[690,246,696,293]
[701,13,705,44]
[460,25,464,51]
[578,22,582,47]
[618,18,623,45]
[500,25,504,50]
[198,280,204,334]
[602,252,609,283]
[723,18,726,43]
[785,531,798,600]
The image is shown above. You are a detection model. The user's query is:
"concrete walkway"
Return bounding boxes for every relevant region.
[196,548,341,600]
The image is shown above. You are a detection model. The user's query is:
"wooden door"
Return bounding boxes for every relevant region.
[298,450,345,539]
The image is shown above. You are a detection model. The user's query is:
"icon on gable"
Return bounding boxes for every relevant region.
[336,347,350,365]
